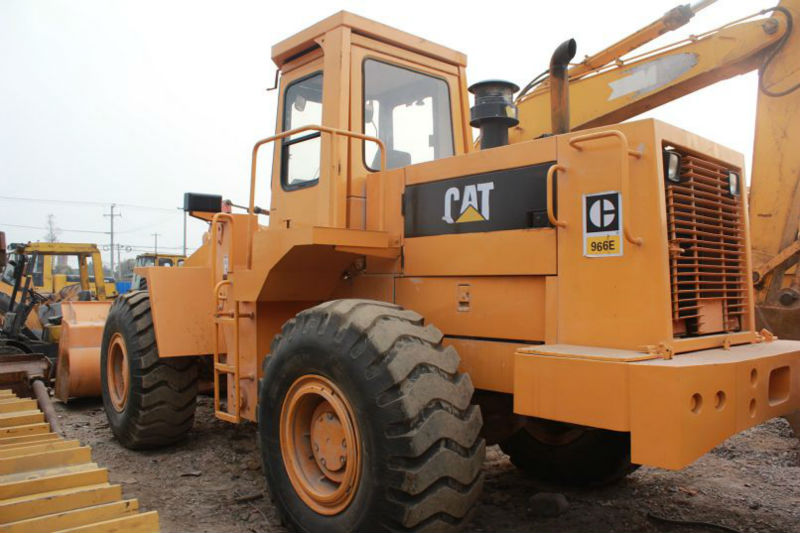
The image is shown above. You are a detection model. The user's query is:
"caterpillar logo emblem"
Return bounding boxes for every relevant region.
[442,182,495,224]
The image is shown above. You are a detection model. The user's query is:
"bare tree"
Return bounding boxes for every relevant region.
[43,214,60,243]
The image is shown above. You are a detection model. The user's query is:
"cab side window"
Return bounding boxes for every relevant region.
[282,73,323,189]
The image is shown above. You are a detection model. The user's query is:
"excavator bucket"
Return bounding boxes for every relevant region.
[54,301,112,402]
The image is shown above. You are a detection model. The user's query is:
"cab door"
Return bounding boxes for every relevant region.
[347,38,469,229]
[268,54,328,230]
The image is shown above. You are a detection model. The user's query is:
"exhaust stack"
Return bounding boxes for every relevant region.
[550,39,577,135]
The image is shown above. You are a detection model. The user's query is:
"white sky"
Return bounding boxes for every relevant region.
[0,0,765,270]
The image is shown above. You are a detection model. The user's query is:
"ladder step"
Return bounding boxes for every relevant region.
[214,363,236,374]
[214,411,240,424]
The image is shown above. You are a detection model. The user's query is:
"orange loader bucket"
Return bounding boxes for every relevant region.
[55,300,112,402]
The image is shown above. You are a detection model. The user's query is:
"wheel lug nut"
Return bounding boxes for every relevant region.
[341,439,347,448]
[340,456,345,464]
[321,458,326,466]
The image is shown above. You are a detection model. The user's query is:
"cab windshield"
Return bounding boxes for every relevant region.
[363,59,453,170]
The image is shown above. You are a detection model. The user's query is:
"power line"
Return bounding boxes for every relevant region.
[115,214,178,234]
[0,222,108,235]
[0,195,178,213]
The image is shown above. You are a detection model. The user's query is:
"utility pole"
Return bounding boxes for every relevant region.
[44,214,60,242]
[103,204,121,275]
[152,233,161,256]
[177,207,187,256]
[183,210,187,256]
[116,244,122,278]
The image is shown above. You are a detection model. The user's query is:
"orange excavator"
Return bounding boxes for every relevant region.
[511,0,800,429]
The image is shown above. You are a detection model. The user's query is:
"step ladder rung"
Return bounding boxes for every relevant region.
[213,274,242,424]
[214,363,236,374]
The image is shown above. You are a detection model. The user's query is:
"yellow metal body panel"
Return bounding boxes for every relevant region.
[270,11,466,69]
[395,277,546,342]
[553,120,752,351]
[146,267,215,357]
[514,339,800,469]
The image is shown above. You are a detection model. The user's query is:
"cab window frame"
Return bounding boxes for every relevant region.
[280,70,324,191]
[361,57,455,172]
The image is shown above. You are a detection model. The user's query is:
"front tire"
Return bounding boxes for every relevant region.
[100,291,198,449]
[258,299,485,532]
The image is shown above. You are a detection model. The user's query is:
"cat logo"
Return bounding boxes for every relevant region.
[442,182,495,224]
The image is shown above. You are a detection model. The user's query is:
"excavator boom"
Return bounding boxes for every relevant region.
[513,8,786,141]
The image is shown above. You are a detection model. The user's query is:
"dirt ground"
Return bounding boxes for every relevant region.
[55,396,800,533]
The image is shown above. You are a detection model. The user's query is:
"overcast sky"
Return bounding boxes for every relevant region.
[0,0,765,270]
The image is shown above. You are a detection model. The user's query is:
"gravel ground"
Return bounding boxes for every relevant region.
[55,396,800,533]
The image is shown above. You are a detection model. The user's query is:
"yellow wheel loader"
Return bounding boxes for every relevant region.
[98,4,800,531]
[0,240,113,401]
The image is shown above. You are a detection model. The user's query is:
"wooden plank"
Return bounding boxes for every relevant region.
[0,462,99,484]
[0,391,14,397]
[0,466,107,500]
[55,510,159,533]
[0,399,29,405]
[0,447,92,475]
[0,483,121,523]
[0,424,50,438]
[0,441,80,459]
[0,412,44,429]
[0,401,37,414]
[0,434,59,449]
[0,499,137,533]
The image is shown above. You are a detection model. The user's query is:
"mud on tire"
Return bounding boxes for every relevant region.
[258,299,485,532]
[100,290,198,449]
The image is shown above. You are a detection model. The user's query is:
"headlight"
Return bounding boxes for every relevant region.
[663,150,682,183]
[728,171,740,196]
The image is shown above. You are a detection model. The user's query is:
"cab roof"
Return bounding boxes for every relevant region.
[271,11,467,69]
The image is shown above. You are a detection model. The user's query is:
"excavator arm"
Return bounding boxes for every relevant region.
[512,0,800,341]
[749,2,800,338]
[511,5,787,141]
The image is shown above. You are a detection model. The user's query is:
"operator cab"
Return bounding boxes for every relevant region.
[267,11,472,230]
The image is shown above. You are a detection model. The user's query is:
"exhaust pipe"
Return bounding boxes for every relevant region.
[550,39,577,135]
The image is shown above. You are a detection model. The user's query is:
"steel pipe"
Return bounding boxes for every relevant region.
[32,379,62,434]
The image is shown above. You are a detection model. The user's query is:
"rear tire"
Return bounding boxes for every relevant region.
[258,299,485,532]
[500,420,637,487]
[100,290,198,449]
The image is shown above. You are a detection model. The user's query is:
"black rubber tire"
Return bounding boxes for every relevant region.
[100,290,198,449]
[500,422,638,488]
[258,299,485,533]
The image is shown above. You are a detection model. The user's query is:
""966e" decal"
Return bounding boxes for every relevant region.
[583,191,623,258]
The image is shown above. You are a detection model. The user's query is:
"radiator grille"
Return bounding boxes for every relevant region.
[665,148,748,337]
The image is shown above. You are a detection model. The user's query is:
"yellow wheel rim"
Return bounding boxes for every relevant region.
[107,333,130,412]
[280,375,361,515]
